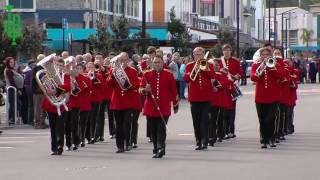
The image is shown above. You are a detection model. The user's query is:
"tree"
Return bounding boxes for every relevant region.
[88,21,111,56]
[17,23,47,60]
[211,27,236,57]
[167,7,191,56]
[110,15,136,56]
[300,28,313,47]
[0,13,18,80]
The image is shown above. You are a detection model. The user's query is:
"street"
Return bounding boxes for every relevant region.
[0,84,320,180]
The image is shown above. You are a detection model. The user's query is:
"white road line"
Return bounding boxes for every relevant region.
[0,147,13,149]
[0,136,49,139]
[0,141,35,144]
[178,133,193,136]
[3,132,49,135]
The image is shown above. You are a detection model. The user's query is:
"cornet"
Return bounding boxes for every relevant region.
[255,56,276,77]
[88,71,95,80]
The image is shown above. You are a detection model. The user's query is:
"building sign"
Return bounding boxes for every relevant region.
[200,0,215,4]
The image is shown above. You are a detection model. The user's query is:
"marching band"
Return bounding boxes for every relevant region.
[34,44,299,158]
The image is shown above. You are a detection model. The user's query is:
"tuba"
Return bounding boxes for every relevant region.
[110,55,132,90]
[35,54,68,115]
[190,51,210,81]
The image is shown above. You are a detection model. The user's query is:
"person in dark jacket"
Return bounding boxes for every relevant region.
[23,60,36,125]
[32,54,48,129]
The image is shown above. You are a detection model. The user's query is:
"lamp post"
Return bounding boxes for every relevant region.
[280,8,298,57]
[236,0,240,58]
[141,0,146,54]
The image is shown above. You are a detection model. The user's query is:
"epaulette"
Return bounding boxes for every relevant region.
[163,68,174,74]
[232,56,240,61]
[127,65,137,72]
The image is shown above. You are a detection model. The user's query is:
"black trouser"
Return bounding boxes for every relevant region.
[90,102,100,140]
[97,100,107,139]
[208,106,219,143]
[227,100,237,135]
[256,103,277,144]
[146,118,152,140]
[27,94,34,125]
[217,107,225,139]
[190,102,211,146]
[65,108,80,147]
[47,111,66,153]
[106,100,115,136]
[79,111,90,144]
[148,116,168,152]
[113,109,133,150]
[21,88,28,124]
[131,110,140,145]
[278,104,287,137]
[286,106,295,133]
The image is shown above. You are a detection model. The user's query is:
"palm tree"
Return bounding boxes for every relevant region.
[300,28,314,47]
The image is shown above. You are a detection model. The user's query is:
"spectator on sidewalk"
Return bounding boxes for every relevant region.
[4,57,23,125]
[23,60,36,125]
[32,54,48,129]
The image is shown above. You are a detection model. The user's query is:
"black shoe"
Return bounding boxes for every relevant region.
[195,146,203,150]
[270,141,277,148]
[148,138,153,143]
[99,138,105,142]
[0,130,2,135]
[202,146,208,150]
[80,143,85,147]
[279,136,286,140]
[153,149,165,158]
[217,138,223,142]
[230,134,236,138]
[88,139,95,144]
[261,144,267,149]
[275,139,280,143]
[73,146,78,151]
[116,149,124,153]
[132,144,138,149]
[51,152,58,155]
[153,149,158,154]
[209,142,214,147]
[125,146,132,151]
[57,148,63,155]
[66,147,72,151]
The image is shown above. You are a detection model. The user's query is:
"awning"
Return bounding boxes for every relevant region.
[289,46,320,51]
[45,27,168,50]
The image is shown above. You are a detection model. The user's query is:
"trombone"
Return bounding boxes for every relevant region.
[190,51,210,81]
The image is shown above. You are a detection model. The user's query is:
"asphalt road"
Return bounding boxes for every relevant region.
[0,84,320,180]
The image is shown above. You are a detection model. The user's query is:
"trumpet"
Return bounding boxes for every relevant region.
[189,51,210,81]
[255,56,276,77]
[88,70,95,80]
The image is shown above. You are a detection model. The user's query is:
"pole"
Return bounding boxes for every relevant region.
[236,0,240,58]
[286,18,288,58]
[274,0,277,47]
[62,24,65,51]
[281,13,284,55]
[268,0,271,43]
[142,0,146,54]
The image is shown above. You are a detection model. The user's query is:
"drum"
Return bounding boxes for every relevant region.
[231,84,242,101]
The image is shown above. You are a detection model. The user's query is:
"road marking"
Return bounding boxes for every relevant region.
[0,136,49,139]
[0,147,13,149]
[179,133,193,136]
[0,141,35,144]
[3,132,49,135]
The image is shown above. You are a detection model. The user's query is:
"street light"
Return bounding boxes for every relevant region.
[279,8,298,57]
[236,0,240,58]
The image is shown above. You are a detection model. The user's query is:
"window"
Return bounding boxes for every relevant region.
[107,0,112,12]
[133,0,139,17]
[8,0,33,9]
[200,3,213,16]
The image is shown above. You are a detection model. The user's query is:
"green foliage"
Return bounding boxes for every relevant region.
[300,28,314,47]
[17,23,47,60]
[88,21,111,56]
[210,27,236,57]
[167,7,191,56]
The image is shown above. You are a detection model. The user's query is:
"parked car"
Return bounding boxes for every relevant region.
[246,60,254,77]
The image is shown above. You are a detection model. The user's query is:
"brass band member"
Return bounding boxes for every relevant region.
[106,52,140,153]
[140,54,179,158]
[41,57,71,155]
[219,44,242,139]
[183,47,216,150]
[250,48,284,148]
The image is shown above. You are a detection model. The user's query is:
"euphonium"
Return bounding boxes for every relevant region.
[189,51,210,81]
[110,55,132,90]
[35,53,68,115]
